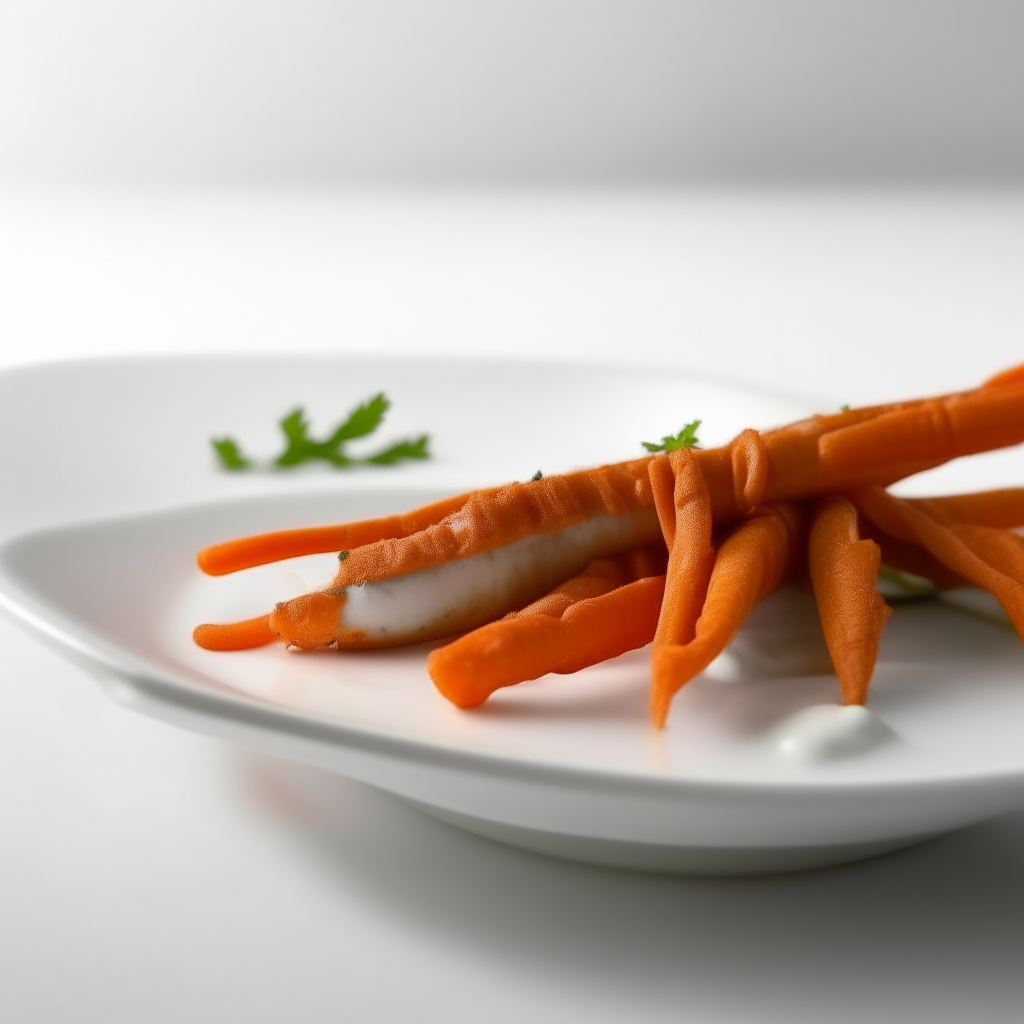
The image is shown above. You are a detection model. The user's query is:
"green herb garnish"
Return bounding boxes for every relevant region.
[641,419,702,453]
[211,437,252,471]
[212,393,430,472]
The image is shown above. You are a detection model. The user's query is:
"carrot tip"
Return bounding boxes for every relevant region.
[193,614,276,651]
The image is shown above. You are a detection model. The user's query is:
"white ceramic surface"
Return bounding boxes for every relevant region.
[3,357,1024,874]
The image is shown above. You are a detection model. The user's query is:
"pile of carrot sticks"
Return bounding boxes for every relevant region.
[195,365,1024,727]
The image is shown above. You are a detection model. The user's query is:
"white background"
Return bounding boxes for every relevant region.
[3,4,1024,1022]
[3,0,1024,183]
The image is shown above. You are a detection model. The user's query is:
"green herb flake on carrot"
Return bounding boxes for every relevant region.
[642,419,702,453]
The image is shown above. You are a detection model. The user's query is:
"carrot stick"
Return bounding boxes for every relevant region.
[197,491,476,575]
[193,614,275,651]
[907,489,1024,528]
[428,547,667,708]
[853,486,1024,637]
[651,503,803,728]
[817,382,1024,476]
[650,449,716,650]
[808,497,892,705]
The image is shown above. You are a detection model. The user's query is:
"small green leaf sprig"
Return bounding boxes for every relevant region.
[212,393,430,472]
[641,419,702,453]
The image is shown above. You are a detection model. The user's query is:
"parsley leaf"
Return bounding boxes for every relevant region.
[641,419,702,453]
[211,437,252,471]
[362,435,430,465]
[327,392,390,445]
[211,393,430,471]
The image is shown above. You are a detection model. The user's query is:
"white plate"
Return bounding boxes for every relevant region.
[3,356,1024,875]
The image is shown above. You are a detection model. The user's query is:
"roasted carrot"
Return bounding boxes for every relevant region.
[816,381,1024,478]
[907,489,1024,529]
[650,448,716,652]
[808,497,892,705]
[197,491,476,575]
[428,546,667,708]
[651,503,804,728]
[854,486,1024,636]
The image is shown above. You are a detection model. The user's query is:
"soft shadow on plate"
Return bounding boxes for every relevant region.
[239,753,1024,1022]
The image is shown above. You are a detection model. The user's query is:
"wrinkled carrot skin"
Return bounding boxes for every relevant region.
[809,497,892,705]
[908,489,1024,529]
[193,614,275,651]
[651,504,804,728]
[428,546,667,708]
[817,382,1024,477]
[730,428,769,511]
[650,449,717,654]
[854,486,1024,636]
[197,491,475,575]
[330,460,661,590]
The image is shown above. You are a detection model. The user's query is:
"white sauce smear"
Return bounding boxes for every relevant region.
[342,508,659,640]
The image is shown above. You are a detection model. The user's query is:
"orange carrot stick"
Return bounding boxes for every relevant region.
[197,491,475,575]
[428,546,667,708]
[817,381,1024,477]
[808,497,892,705]
[907,488,1024,528]
[651,503,803,728]
[853,486,1024,636]
[193,614,275,651]
[649,448,716,651]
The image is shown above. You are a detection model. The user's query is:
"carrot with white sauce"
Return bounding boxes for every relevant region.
[197,459,663,651]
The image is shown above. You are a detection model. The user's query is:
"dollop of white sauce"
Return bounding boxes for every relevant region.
[776,704,896,763]
[341,508,658,640]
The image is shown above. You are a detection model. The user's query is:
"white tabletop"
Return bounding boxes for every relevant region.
[3,188,1024,1022]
